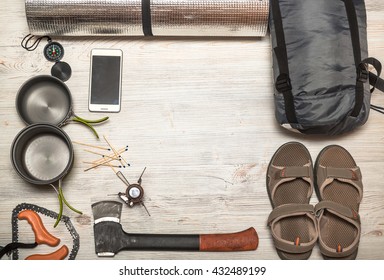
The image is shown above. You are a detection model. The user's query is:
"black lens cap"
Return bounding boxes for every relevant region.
[51,61,72,82]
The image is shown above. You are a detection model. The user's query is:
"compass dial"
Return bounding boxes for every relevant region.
[44,42,64,62]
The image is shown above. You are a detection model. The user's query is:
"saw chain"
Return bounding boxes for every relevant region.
[11,203,80,260]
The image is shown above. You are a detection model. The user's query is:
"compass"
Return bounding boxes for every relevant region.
[43,41,64,62]
[21,35,72,82]
[44,41,71,81]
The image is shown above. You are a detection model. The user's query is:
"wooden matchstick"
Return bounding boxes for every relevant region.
[84,149,121,160]
[72,141,111,151]
[103,136,130,167]
[83,158,115,172]
[83,161,124,168]
[88,156,121,168]
[90,147,128,165]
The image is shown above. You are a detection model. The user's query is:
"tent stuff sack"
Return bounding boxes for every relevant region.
[270,0,384,135]
[25,0,269,37]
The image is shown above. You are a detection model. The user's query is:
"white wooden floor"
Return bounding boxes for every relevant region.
[0,0,384,260]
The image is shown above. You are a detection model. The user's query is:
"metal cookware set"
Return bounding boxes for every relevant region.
[12,75,78,186]
[10,71,109,231]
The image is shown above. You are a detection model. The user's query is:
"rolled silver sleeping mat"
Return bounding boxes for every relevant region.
[25,0,269,37]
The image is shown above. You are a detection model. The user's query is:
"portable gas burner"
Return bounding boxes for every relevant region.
[116,167,150,216]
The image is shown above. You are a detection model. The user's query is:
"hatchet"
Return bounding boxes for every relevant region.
[92,201,258,256]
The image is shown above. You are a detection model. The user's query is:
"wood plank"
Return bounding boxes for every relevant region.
[0,0,384,260]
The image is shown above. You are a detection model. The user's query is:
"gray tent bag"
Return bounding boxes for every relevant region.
[270,0,384,135]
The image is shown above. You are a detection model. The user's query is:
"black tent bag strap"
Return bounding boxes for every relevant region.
[362,57,384,93]
[340,0,384,118]
[359,57,384,114]
[271,0,297,124]
[341,1,384,110]
[342,0,365,117]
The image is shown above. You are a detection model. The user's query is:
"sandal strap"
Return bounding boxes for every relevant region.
[315,200,360,221]
[317,166,363,202]
[268,204,318,254]
[279,166,312,178]
[315,201,361,258]
[321,166,361,180]
[268,164,313,200]
[268,203,315,224]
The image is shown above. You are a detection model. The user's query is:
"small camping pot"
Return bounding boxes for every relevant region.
[11,123,74,185]
[15,75,108,138]
[15,75,73,127]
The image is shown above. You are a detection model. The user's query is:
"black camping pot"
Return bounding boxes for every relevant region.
[15,75,108,138]
[16,75,73,127]
[11,123,74,185]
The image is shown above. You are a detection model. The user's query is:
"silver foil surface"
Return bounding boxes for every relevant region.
[25,0,269,37]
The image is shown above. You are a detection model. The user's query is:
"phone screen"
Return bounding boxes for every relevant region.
[90,55,121,105]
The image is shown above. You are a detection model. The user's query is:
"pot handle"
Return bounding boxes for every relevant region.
[50,180,83,228]
[71,115,109,138]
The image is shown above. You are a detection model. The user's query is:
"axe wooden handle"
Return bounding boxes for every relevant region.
[200,227,258,251]
[94,222,259,255]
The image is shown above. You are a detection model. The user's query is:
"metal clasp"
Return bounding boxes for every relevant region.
[357,64,368,83]
[275,73,292,92]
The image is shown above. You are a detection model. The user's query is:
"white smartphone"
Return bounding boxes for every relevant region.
[88,49,123,112]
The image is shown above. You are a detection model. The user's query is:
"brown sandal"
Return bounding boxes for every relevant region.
[314,145,363,259]
[267,142,318,260]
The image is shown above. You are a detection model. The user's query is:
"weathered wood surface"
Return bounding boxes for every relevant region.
[0,0,383,260]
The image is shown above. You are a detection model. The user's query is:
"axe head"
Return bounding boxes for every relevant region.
[92,200,122,223]
[92,201,124,257]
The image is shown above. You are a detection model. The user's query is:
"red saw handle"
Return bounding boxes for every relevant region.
[18,210,60,247]
[200,227,259,251]
[25,245,69,260]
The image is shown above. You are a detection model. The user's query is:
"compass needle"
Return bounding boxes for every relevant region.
[44,41,64,62]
